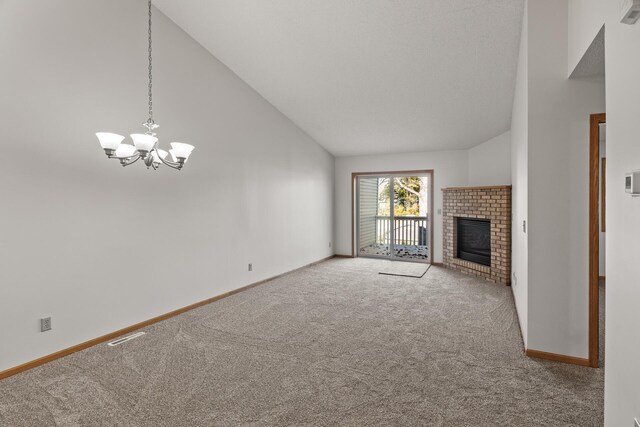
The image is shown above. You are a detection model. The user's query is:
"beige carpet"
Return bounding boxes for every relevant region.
[0,258,604,426]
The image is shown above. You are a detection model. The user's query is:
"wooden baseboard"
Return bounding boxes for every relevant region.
[333,254,354,258]
[526,349,592,367]
[431,262,443,266]
[0,255,335,381]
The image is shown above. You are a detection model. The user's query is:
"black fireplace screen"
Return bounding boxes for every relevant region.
[457,218,491,266]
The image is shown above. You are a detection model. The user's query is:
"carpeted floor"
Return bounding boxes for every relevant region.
[0,258,604,426]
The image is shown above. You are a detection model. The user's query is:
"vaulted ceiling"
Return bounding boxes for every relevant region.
[155,0,524,157]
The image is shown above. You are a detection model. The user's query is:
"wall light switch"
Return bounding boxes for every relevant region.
[522,220,526,233]
[625,170,640,195]
[437,209,442,215]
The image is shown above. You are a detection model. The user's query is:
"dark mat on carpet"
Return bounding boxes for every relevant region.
[378,261,430,278]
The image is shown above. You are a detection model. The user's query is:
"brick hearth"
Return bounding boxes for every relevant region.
[442,186,512,285]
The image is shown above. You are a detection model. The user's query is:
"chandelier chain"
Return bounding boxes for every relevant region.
[148,0,153,124]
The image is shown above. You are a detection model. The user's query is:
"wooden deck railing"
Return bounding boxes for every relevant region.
[375,216,428,246]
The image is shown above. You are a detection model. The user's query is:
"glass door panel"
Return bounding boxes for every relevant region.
[391,176,429,262]
[357,176,390,258]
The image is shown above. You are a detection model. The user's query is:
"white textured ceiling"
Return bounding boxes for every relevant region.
[155,0,524,156]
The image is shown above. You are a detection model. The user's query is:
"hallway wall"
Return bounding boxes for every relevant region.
[508,0,605,358]
[568,0,640,424]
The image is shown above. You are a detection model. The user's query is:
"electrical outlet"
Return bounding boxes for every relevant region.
[248,263,252,272]
[437,208,442,215]
[522,220,527,233]
[40,317,52,332]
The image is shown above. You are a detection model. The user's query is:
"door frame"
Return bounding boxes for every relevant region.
[589,113,606,368]
[351,170,434,263]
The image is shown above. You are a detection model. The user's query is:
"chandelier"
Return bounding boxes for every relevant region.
[96,0,195,170]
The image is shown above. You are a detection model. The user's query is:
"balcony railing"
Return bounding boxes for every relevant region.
[375,215,428,246]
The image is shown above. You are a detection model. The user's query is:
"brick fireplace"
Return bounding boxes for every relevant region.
[442,186,512,285]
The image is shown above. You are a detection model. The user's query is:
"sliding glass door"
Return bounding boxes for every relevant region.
[356,172,432,263]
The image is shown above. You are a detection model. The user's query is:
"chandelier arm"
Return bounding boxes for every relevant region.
[154,148,183,170]
[118,154,142,167]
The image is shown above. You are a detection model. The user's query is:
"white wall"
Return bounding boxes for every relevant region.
[510,0,606,357]
[510,1,529,347]
[0,1,334,372]
[468,131,511,187]
[520,0,640,422]
[334,150,468,261]
[526,0,605,358]
[603,12,640,423]
[569,1,640,424]
[570,3,640,424]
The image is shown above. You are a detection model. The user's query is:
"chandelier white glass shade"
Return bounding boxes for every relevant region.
[96,0,194,171]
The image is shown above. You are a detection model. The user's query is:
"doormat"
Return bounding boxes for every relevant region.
[379,261,430,278]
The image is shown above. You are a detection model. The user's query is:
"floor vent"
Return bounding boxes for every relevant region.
[107,332,146,347]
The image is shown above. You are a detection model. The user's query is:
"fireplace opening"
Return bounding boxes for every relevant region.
[457,218,491,266]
